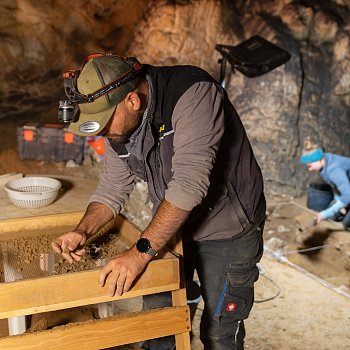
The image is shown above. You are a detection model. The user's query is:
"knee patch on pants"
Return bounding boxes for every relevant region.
[214,266,259,323]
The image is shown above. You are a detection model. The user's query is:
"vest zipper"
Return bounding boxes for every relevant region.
[144,123,164,206]
[147,141,163,203]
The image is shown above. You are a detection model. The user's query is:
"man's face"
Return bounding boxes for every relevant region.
[306,160,323,172]
[99,102,143,144]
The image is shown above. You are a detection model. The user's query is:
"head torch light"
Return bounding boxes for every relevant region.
[58,53,142,124]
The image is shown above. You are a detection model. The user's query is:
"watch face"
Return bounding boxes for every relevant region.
[136,238,151,253]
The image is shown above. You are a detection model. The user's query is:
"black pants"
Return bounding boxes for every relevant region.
[343,209,350,229]
[142,221,264,350]
[335,205,350,229]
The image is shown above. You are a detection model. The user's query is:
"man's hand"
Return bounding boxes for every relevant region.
[51,231,87,264]
[98,248,151,297]
[97,198,190,297]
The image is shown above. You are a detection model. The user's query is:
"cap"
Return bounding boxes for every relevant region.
[68,55,141,136]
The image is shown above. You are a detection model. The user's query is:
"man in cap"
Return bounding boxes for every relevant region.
[300,137,350,229]
[52,53,266,350]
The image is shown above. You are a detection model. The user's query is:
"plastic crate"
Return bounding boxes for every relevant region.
[17,123,85,163]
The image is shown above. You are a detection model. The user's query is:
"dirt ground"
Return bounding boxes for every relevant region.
[0,145,349,349]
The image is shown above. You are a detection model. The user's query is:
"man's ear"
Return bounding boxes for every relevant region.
[125,92,141,111]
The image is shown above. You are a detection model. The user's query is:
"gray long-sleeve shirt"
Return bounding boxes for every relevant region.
[88,81,224,215]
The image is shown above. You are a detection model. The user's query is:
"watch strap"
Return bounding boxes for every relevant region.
[146,247,158,257]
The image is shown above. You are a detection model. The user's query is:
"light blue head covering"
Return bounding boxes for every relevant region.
[299,148,324,164]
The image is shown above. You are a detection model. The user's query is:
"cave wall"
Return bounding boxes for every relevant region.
[0,0,153,121]
[0,0,349,194]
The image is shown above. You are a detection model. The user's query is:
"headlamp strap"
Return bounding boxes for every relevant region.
[62,53,143,104]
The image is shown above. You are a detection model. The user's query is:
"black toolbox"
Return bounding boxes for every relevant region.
[17,123,85,163]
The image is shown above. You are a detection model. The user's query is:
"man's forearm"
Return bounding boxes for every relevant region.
[141,199,191,251]
[75,202,114,238]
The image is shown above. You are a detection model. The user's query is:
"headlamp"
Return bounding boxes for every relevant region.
[58,53,142,124]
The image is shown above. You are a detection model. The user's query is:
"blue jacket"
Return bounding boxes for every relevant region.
[320,153,350,219]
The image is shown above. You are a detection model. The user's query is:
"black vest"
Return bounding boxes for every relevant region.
[109,65,216,206]
[109,65,265,240]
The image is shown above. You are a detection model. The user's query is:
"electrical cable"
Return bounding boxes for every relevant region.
[254,267,281,303]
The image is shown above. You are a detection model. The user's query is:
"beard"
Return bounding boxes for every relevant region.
[107,131,134,144]
[104,109,144,144]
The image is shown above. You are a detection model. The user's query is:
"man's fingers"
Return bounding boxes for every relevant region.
[51,241,62,254]
[108,272,120,297]
[99,264,112,287]
[62,252,74,264]
[114,275,127,296]
[97,251,143,297]
[62,247,70,254]
[123,278,133,293]
[98,262,128,296]
[70,252,83,261]
[67,236,81,251]
[74,248,86,256]
[51,231,86,261]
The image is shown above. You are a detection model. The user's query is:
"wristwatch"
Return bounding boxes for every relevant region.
[136,237,158,257]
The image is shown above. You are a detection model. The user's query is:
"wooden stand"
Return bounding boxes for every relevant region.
[0,212,191,349]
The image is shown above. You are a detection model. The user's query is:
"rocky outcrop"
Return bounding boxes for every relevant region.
[0,0,349,194]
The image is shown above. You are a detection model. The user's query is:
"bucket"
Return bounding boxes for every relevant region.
[306,182,334,212]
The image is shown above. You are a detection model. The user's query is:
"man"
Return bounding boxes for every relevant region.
[300,137,350,229]
[52,53,266,350]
